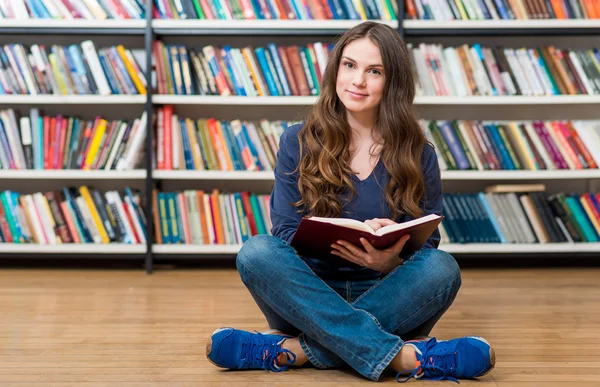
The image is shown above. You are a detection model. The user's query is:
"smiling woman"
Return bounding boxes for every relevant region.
[206,21,496,384]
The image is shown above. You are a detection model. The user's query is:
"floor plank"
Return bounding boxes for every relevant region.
[1,267,599,385]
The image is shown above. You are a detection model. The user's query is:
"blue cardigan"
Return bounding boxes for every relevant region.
[269,123,443,280]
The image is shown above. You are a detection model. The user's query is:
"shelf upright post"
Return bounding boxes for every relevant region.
[145,0,155,274]
[397,0,405,38]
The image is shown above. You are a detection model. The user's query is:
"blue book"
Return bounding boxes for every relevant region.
[438,121,470,170]
[267,43,291,96]
[179,119,194,170]
[222,46,246,96]
[254,47,279,96]
[477,193,507,243]
[221,121,243,171]
[98,53,120,94]
[487,123,516,170]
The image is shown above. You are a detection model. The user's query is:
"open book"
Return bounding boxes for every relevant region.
[290,213,443,258]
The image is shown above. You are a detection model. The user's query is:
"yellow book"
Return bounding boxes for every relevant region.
[186,118,204,170]
[453,0,469,19]
[79,186,110,244]
[352,0,368,19]
[116,45,147,95]
[49,54,68,95]
[241,48,266,96]
[508,122,536,170]
[83,119,107,170]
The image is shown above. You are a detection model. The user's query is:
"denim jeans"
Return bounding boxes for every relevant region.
[236,234,462,382]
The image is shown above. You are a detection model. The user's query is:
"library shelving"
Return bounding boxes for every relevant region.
[2,1,600,273]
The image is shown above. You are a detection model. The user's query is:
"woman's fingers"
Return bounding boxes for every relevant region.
[364,219,381,231]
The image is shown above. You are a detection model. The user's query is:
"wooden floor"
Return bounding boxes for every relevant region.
[1,266,599,386]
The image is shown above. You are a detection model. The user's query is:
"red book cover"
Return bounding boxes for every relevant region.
[240,191,258,236]
[57,117,68,170]
[48,117,56,170]
[164,105,173,170]
[42,116,50,169]
[291,214,443,258]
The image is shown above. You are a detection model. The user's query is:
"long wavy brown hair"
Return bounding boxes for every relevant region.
[294,21,426,220]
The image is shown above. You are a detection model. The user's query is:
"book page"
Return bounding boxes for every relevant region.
[375,214,442,236]
[307,216,375,233]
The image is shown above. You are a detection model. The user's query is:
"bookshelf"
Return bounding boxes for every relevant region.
[2,1,600,273]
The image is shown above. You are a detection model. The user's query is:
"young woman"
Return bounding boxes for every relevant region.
[206,21,495,383]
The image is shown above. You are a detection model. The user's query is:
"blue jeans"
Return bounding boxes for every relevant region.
[236,234,462,382]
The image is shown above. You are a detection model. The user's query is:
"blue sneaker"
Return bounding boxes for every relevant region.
[397,336,495,383]
[206,328,296,372]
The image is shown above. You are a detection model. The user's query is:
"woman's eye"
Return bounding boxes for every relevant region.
[370,69,382,75]
[343,61,354,68]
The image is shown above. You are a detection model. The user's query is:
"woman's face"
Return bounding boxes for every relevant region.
[335,37,386,117]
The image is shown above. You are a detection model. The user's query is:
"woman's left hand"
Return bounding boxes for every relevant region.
[330,235,410,274]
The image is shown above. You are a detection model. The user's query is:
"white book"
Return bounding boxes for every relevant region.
[468,47,492,95]
[124,192,146,244]
[516,49,544,96]
[103,122,128,170]
[3,110,26,169]
[411,46,435,96]
[176,194,189,243]
[80,40,111,95]
[573,121,600,166]
[33,193,57,244]
[527,49,553,95]
[246,122,273,171]
[117,111,147,170]
[39,0,61,18]
[569,52,594,95]
[3,45,28,93]
[49,0,74,19]
[228,194,242,244]
[226,48,251,96]
[24,195,47,244]
[522,122,557,170]
[76,196,101,243]
[434,45,456,96]
[218,194,231,245]
[12,0,29,19]
[203,193,215,244]
[504,49,532,96]
[70,0,96,19]
[443,48,469,97]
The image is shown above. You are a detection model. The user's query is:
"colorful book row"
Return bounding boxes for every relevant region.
[410,43,600,96]
[152,189,271,244]
[153,0,398,20]
[0,41,146,96]
[155,106,292,171]
[423,120,600,171]
[0,0,144,19]
[406,0,600,20]
[441,185,600,244]
[0,186,147,244]
[0,108,147,171]
[153,41,331,96]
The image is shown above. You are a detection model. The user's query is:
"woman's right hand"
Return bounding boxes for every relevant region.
[364,218,397,232]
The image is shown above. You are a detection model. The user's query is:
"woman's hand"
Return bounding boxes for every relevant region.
[330,234,411,274]
[364,218,398,232]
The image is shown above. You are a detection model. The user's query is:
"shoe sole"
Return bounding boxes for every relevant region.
[206,328,229,368]
[468,336,496,377]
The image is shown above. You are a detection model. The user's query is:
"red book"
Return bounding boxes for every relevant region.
[291,214,443,258]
